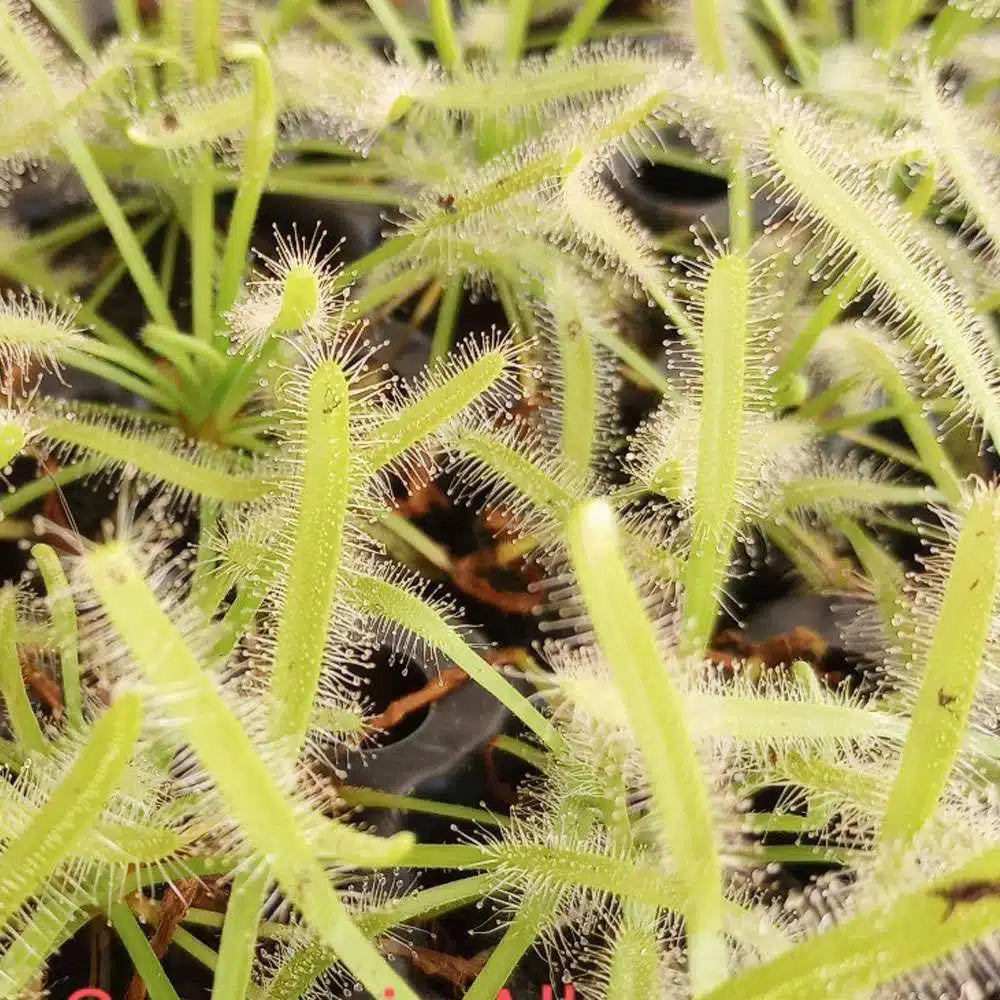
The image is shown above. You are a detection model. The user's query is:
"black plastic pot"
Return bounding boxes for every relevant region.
[340,620,532,840]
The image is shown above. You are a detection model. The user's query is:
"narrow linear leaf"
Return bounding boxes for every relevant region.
[567,500,728,994]
[269,359,351,752]
[0,881,91,996]
[361,344,515,473]
[40,415,272,503]
[212,865,271,1000]
[681,251,750,655]
[881,486,1000,849]
[0,693,142,933]
[82,544,418,1000]
[346,573,563,750]
[702,846,1000,1000]
[766,122,1000,444]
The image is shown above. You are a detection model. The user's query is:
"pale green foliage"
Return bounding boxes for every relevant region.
[0,0,997,998]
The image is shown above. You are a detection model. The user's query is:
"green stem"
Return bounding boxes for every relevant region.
[361,0,422,65]
[839,328,962,504]
[172,926,219,971]
[212,866,271,1000]
[63,137,174,326]
[877,0,914,50]
[770,164,937,391]
[55,347,181,412]
[193,0,220,82]
[692,0,730,73]
[463,894,554,1000]
[834,429,924,470]
[332,235,416,294]
[504,0,533,64]
[837,519,910,650]
[191,163,217,343]
[263,0,314,40]
[0,459,100,517]
[26,197,156,253]
[0,6,171,324]
[759,0,816,79]
[143,325,227,378]
[191,497,221,612]
[108,902,182,1000]
[347,573,563,751]
[112,0,155,107]
[589,322,675,396]
[491,733,548,769]
[429,0,462,72]
[30,0,94,64]
[429,276,462,363]
[69,137,174,321]
[159,218,180,297]
[778,479,936,513]
[215,43,277,320]
[728,153,752,253]
[348,267,436,320]
[66,330,174,390]
[551,273,601,474]
[209,575,272,660]
[337,786,508,827]
[853,0,875,40]
[555,0,614,51]
[38,416,274,503]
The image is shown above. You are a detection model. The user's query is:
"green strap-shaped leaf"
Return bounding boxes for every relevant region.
[40,415,272,503]
[360,345,514,474]
[767,123,1000,445]
[346,572,563,750]
[881,486,1000,850]
[259,875,494,1000]
[681,251,750,656]
[82,542,418,1000]
[0,879,92,996]
[0,693,142,934]
[703,846,1000,1000]
[212,865,271,1000]
[567,500,728,994]
[604,904,663,1000]
[268,359,351,752]
[0,779,182,864]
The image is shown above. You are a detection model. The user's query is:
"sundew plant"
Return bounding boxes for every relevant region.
[0,0,1000,997]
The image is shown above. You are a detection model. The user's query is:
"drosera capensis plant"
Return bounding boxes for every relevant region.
[0,0,998,997]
